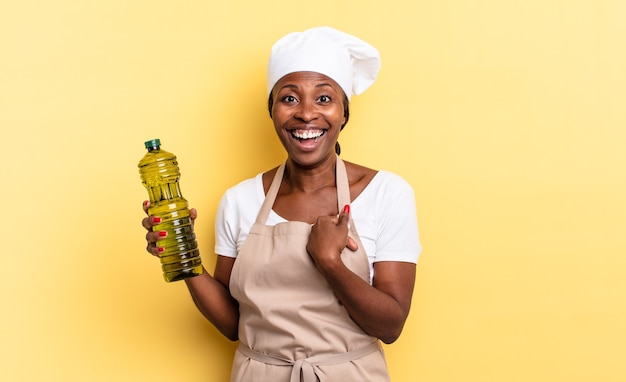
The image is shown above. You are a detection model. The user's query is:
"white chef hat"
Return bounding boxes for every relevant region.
[267,26,381,100]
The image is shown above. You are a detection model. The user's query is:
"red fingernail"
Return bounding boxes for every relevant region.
[158,231,167,237]
[152,217,162,224]
[157,247,165,253]
[343,204,350,214]
[143,200,149,207]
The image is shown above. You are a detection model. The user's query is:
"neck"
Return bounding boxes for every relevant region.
[283,156,337,193]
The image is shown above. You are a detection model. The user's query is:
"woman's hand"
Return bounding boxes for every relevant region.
[141,200,197,257]
[306,205,358,272]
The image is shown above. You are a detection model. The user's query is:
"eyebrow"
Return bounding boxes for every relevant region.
[278,83,335,92]
[315,83,334,88]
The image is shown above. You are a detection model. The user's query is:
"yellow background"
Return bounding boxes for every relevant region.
[1,1,625,381]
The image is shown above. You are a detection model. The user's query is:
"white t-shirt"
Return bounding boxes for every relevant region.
[214,170,421,283]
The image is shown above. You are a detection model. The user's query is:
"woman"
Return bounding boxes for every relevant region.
[143,26,421,381]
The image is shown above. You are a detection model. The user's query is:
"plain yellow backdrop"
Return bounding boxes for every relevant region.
[1,1,625,381]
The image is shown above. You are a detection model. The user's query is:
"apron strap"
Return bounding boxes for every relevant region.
[255,161,286,225]
[237,341,381,382]
[335,156,351,212]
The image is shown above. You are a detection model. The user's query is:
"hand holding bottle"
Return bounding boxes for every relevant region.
[142,201,197,257]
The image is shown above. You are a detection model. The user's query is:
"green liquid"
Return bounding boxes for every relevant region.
[139,145,203,282]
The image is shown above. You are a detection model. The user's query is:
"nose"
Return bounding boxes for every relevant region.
[294,100,318,122]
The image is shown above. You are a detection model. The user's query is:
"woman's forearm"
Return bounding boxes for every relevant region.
[184,268,239,341]
[318,260,416,344]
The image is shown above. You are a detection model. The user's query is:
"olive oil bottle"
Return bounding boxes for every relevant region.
[138,139,202,282]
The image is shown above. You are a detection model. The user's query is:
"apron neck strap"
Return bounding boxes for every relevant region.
[255,156,350,224]
[335,156,351,212]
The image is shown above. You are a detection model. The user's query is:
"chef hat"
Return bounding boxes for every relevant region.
[267,26,381,100]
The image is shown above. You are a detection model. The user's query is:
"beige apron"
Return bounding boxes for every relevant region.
[229,158,390,382]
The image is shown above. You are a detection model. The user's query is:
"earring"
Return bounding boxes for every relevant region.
[335,141,341,155]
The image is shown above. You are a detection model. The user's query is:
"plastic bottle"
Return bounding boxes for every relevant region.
[138,139,203,282]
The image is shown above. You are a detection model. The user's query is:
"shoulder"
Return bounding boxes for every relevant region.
[371,170,414,190]
[261,166,281,195]
[360,171,415,205]
[219,173,265,211]
[343,160,378,200]
[224,174,262,197]
[216,173,264,236]
[344,160,377,181]
[344,160,414,200]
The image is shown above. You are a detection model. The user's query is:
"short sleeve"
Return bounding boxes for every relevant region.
[214,175,264,258]
[371,173,421,264]
[214,191,238,258]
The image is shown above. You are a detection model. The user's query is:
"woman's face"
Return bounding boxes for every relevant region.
[270,71,347,168]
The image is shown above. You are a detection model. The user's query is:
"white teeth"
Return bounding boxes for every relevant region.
[293,130,324,139]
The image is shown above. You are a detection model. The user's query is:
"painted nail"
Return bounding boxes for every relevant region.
[158,231,168,237]
[143,200,149,207]
[152,217,162,224]
[342,204,350,214]
[157,247,165,253]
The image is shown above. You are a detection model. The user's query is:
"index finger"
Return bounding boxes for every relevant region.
[337,204,351,226]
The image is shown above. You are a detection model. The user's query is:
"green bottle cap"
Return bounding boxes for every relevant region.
[144,139,161,150]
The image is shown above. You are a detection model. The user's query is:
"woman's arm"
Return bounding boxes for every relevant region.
[142,203,239,341]
[318,257,415,344]
[184,256,239,341]
[306,208,416,344]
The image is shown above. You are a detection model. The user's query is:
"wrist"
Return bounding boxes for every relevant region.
[315,252,344,277]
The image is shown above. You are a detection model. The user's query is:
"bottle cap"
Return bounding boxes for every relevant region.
[144,139,161,150]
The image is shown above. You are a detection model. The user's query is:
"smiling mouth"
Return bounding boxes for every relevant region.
[291,129,326,142]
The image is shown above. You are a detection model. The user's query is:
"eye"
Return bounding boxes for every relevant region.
[281,95,298,103]
[318,95,331,103]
